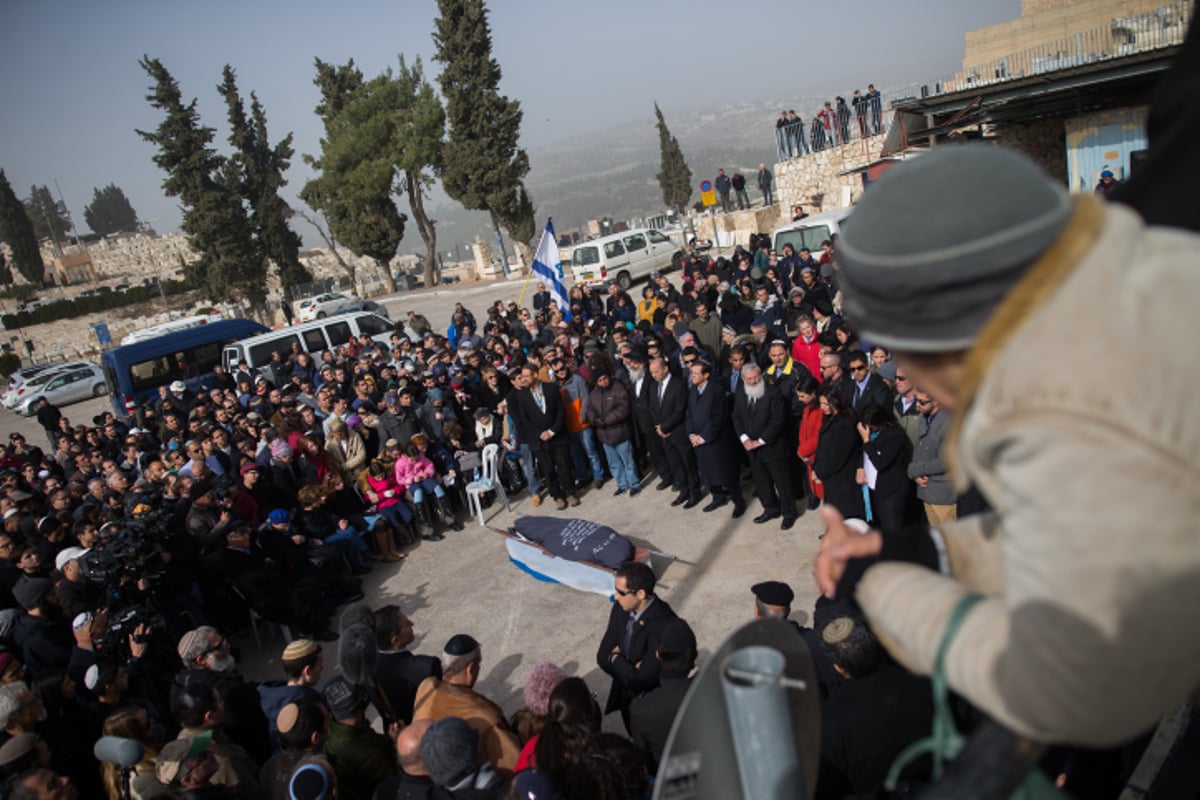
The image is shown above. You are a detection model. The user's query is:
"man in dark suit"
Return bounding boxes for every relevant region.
[371,604,441,726]
[648,357,702,508]
[732,362,799,530]
[686,360,745,516]
[596,561,678,732]
[531,282,552,312]
[509,364,577,508]
[845,350,892,418]
[628,618,697,767]
[625,347,668,486]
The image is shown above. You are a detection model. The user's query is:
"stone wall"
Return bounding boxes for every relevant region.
[774,133,887,217]
[990,118,1070,185]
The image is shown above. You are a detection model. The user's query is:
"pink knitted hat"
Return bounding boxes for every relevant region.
[523,662,566,717]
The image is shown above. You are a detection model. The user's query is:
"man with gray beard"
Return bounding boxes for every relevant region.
[172,625,272,764]
[731,362,799,530]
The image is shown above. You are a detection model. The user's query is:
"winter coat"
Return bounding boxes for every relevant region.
[586,380,633,447]
[393,453,436,489]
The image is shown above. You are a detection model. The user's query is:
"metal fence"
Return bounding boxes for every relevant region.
[891,1,1192,103]
[774,92,895,161]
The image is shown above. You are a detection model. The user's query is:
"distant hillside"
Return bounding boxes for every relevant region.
[407,91,872,257]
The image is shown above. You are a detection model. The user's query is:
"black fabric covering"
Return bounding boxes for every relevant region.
[511,516,634,569]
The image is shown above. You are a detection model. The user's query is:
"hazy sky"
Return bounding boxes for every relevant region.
[1,0,1019,243]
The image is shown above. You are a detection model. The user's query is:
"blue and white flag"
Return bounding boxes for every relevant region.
[531,218,571,321]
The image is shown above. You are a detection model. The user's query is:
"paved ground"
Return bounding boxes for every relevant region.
[0,277,827,731]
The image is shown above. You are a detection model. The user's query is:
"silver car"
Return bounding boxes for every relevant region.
[16,363,106,415]
[3,362,95,410]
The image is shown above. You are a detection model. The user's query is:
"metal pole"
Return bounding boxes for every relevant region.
[710,208,722,255]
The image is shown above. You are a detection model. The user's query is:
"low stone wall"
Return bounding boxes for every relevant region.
[775,133,887,216]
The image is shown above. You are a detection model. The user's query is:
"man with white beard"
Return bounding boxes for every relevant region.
[731,362,800,530]
[172,625,272,764]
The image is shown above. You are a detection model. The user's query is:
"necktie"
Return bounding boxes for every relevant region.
[534,389,545,413]
[658,381,666,401]
[855,384,863,403]
[624,615,636,653]
[749,396,756,412]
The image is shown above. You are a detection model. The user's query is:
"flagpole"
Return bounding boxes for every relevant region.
[516,217,551,309]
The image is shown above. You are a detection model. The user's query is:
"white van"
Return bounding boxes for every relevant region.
[221,312,394,376]
[771,207,853,256]
[569,228,680,291]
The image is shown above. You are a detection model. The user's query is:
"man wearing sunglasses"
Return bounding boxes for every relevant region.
[596,561,678,733]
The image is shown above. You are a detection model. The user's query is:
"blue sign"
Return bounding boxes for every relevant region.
[93,323,112,346]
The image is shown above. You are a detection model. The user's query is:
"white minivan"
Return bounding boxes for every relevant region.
[569,228,680,291]
[771,207,853,256]
[221,312,394,377]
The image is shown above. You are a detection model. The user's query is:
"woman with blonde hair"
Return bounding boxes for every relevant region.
[100,706,167,799]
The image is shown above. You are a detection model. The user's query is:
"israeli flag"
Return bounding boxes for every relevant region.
[531,218,571,321]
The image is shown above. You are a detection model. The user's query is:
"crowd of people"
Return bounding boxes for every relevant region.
[0,225,955,799]
[775,85,885,161]
[0,139,1178,799]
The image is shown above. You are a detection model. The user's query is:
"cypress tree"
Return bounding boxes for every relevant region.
[218,66,312,294]
[137,56,266,306]
[654,103,693,215]
[24,185,72,244]
[432,0,528,276]
[0,170,46,284]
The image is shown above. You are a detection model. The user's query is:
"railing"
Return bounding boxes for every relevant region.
[891,1,1192,105]
[773,91,896,162]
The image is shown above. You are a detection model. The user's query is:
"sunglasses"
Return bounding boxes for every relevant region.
[614,587,634,597]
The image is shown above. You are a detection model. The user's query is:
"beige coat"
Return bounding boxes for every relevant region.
[856,197,1200,746]
[325,430,367,484]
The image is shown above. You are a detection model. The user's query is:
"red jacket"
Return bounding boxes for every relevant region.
[791,336,822,382]
[797,404,824,499]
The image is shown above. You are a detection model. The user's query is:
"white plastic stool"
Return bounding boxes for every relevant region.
[465,443,511,526]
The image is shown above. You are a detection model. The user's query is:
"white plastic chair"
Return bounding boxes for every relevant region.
[465,443,510,526]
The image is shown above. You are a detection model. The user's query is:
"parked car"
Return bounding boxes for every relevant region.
[3,362,94,409]
[14,363,106,415]
[296,292,352,322]
[330,300,391,320]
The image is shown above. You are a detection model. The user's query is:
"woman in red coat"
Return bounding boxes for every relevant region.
[790,316,823,382]
[794,375,824,510]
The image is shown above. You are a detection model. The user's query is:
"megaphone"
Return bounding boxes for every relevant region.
[653,618,819,800]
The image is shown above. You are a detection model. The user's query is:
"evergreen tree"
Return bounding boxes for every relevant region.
[302,59,405,294]
[137,57,266,306]
[218,66,312,293]
[392,56,445,289]
[0,251,11,286]
[498,182,536,249]
[432,0,528,276]
[83,184,140,235]
[24,185,73,244]
[654,103,693,215]
[0,170,46,284]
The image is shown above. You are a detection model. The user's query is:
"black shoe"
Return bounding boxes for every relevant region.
[351,565,372,576]
[594,478,607,491]
[613,487,626,497]
[628,487,641,497]
[781,517,797,531]
[682,495,702,510]
[731,504,746,519]
[754,511,781,525]
[807,495,821,511]
[671,493,688,507]
[655,478,673,491]
[702,497,729,513]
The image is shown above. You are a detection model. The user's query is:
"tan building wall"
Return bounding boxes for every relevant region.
[964,0,1176,68]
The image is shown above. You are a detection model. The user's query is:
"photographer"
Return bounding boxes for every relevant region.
[183,480,235,574]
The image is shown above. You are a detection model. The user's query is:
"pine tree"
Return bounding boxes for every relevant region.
[24,185,73,244]
[218,66,312,294]
[0,170,46,284]
[83,184,140,235]
[136,57,266,305]
[302,59,405,294]
[432,0,529,276]
[0,251,11,286]
[392,56,445,289]
[655,103,693,215]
